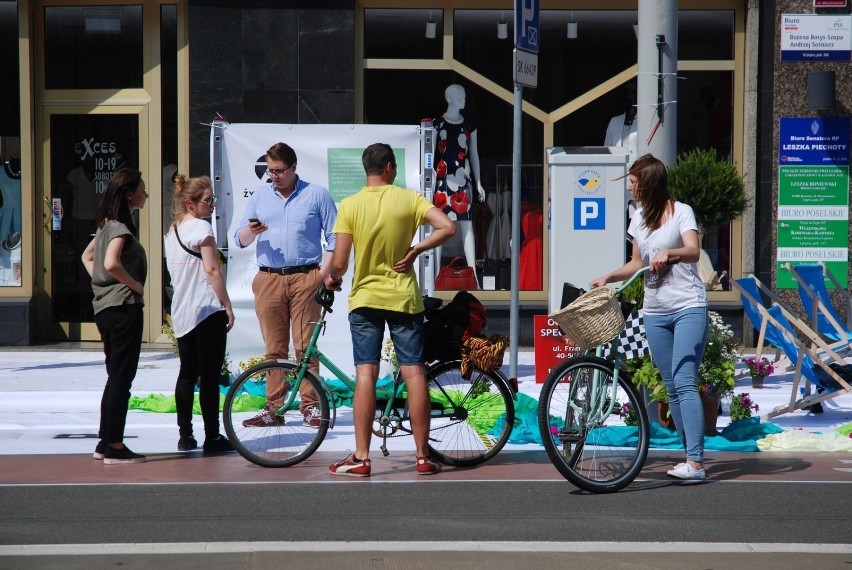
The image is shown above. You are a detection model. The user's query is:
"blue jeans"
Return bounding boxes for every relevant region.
[644,306,708,462]
[349,308,424,366]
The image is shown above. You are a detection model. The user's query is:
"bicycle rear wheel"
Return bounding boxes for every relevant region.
[424,361,515,467]
[223,361,329,468]
[538,356,649,493]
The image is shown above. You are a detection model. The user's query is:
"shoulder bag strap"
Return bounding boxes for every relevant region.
[173,223,202,259]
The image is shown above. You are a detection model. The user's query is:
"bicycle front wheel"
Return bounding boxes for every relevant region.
[425,361,515,467]
[538,356,649,493]
[223,361,330,468]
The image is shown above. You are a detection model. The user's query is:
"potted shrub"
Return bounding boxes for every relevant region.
[667,148,747,233]
[667,148,748,289]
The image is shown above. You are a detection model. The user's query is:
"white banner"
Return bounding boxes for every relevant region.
[215,123,423,378]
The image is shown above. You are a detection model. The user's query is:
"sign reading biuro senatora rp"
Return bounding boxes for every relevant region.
[777,117,851,288]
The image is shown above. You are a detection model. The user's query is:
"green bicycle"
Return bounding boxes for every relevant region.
[538,267,651,493]
[223,287,516,468]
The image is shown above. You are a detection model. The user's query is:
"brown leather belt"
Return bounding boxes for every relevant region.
[258,263,319,276]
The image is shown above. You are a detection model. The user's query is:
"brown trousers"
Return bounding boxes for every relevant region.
[252,268,322,412]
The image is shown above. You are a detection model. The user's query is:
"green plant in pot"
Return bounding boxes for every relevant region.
[667,148,748,289]
[667,148,747,233]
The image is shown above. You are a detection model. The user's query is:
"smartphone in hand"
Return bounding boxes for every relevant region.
[248,218,260,224]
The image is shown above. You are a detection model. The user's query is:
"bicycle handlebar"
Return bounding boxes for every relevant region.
[313,286,335,312]
[615,266,650,295]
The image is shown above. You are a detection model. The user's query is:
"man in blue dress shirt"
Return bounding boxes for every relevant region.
[234,142,337,428]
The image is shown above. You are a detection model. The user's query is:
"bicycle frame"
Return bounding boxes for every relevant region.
[567,267,649,426]
[269,305,411,431]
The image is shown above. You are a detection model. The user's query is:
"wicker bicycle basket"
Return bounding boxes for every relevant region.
[549,286,625,349]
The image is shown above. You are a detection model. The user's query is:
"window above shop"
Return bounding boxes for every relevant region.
[44,5,144,90]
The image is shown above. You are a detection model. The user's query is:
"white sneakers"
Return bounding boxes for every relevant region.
[666,462,706,480]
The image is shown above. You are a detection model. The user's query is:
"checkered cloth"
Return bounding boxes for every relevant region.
[603,310,650,360]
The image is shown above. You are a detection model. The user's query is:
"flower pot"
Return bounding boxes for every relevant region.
[656,401,676,430]
[699,389,721,437]
[751,376,764,389]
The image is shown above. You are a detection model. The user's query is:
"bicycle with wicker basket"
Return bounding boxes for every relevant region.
[537,267,650,493]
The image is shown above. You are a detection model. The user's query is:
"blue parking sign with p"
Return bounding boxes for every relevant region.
[515,0,540,54]
[574,198,605,229]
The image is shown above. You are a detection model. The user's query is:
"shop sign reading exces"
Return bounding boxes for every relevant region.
[533,315,580,382]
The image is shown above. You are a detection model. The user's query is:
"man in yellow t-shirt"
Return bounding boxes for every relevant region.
[325,143,455,477]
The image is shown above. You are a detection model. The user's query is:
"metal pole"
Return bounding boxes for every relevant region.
[509,83,523,381]
[419,119,435,296]
[211,119,228,276]
[637,0,677,166]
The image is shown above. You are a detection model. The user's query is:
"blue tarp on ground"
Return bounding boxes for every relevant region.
[504,403,784,452]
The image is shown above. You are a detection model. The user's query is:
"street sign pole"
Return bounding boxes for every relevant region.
[509,82,523,381]
[509,0,539,381]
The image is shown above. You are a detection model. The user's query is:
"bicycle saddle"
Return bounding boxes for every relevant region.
[423,296,443,314]
[313,286,335,312]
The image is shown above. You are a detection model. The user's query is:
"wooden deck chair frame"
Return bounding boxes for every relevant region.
[758,302,852,419]
[731,276,792,372]
[785,262,852,345]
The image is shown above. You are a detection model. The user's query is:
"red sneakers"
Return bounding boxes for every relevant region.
[241,410,284,427]
[415,456,442,475]
[329,454,371,477]
[302,405,322,428]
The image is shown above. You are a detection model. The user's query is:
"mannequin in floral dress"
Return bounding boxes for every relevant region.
[433,84,485,288]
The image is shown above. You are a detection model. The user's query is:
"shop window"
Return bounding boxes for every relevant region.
[161,4,178,320]
[364,8,443,59]
[363,6,738,296]
[44,5,143,90]
[679,11,735,60]
[0,1,21,288]
[49,114,139,322]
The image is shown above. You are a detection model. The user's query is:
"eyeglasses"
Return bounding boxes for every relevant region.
[198,196,217,206]
[266,165,294,178]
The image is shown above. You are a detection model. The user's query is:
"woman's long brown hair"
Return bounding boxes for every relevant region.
[629,154,671,231]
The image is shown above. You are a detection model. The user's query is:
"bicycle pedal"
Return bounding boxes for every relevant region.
[557,429,582,443]
[380,446,389,457]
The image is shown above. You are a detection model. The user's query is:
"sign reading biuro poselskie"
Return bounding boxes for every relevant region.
[777,117,851,288]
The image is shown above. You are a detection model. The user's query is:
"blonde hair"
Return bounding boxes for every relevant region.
[172,175,213,221]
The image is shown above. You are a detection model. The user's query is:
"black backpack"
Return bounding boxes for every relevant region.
[423,291,487,362]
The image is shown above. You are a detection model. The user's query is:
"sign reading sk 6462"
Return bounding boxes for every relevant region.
[514,48,538,88]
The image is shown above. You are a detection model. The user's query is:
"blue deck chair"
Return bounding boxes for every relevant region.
[762,303,852,418]
[786,262,852,345]
[732,276,792,371]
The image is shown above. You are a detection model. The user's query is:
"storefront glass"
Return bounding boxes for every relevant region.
[362,5,739,295]
[44,5,143,90]
[49,114,139,322]
[0,0,21,287]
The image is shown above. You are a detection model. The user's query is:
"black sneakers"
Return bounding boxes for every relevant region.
[202,435,234,454]
[103,445,146,465]
[178,437,198,451]
[93,440,106,460]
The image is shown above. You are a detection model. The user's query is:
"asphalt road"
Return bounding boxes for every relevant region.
[1,449,851,569]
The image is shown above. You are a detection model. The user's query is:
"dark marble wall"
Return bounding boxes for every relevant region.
[188,0,355,176]
[769,1,852,319]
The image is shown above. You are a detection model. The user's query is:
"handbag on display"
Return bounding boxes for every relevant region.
[435,256,478,291]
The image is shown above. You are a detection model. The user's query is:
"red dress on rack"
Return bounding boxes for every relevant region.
[519,205,543,290]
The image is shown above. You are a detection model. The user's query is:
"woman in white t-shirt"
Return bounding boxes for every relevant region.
[165,175,235,454]
[591,154,708,481]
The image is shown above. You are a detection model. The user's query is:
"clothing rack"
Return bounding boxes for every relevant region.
[494,164,543,194]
